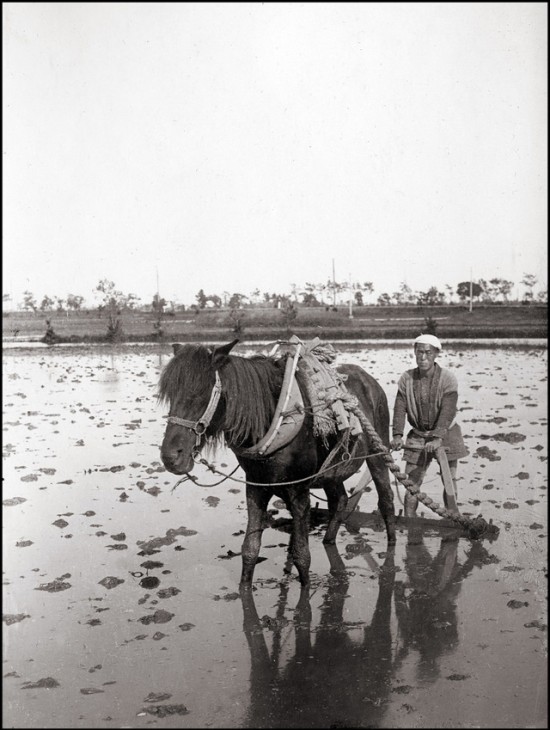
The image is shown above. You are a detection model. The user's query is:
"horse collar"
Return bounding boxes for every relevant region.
[166,371,222,436]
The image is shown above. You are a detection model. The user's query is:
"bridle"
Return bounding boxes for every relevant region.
[165,371,222,457]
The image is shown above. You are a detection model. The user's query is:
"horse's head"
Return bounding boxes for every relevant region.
[159,339,239,474]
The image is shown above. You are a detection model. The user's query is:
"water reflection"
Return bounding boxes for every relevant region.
[394,530,491,684]
[240,545,396,728]
[240,536,494,728]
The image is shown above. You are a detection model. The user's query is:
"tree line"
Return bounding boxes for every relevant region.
[3,273,546,316]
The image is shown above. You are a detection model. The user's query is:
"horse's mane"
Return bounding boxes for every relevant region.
[158,344,285,447]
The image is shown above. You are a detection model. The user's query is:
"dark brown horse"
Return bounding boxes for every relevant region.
[159,339,396,588]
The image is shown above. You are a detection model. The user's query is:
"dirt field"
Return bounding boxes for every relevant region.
[2,342,547,728]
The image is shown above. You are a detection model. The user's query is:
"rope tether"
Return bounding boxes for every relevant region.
[170,391,499,540]
[345,401,499,540]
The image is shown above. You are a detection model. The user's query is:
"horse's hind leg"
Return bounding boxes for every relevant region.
[369,455,396,545]
[240,484,272,589]
[322,480,348,545]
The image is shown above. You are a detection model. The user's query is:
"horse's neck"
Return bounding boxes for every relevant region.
[220,356,282,449]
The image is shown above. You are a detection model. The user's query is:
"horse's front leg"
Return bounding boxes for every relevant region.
[240,484,272,589]
[322,480,348,544]
[287,488,312,587]
[369,455,397,545]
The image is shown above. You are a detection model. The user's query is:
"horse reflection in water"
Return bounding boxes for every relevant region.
[240,535,493,728]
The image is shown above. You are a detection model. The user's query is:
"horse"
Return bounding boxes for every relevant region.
[158,339,396,588]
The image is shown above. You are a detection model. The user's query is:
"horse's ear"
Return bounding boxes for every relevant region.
[211,339,239,370]
[172,343,183,355]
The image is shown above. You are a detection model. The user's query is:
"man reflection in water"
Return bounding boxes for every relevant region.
[394,531,490,683]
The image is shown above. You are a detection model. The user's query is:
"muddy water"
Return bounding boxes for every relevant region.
[2,343,547,729]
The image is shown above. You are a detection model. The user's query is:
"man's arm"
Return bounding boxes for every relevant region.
[392,390,407,439]
[431,391,458,439]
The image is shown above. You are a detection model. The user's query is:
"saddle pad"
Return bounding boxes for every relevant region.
[236,374,304,458]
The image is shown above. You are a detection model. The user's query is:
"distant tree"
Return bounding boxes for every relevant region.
[152,293,167,339]
[398,282,415,305]
[206,294,222,308]
[377,293,391,306]
[250,288,261,304]
[416,287,445,306]
[95,278,136,342]
[456,281,483,303]
[479,278,514,303]
[54,296,66,312]
[308,281,327,305]
[280,297,298,335]
[126,293,140,310]
[41,318,59,346]
[445,285,455,304]
[521,273,537,302]
[301,292,320,306]
[489,278,514,302]
[476,279,492,302]
[536,289,547,303]
[289,284,300,302]
[361,282,374,300]
[325,278,345,307]
[66,294,84,312]
[196,289,208,309]
[152,294,167,313]
[39,295,55,312]
[228,292,248,309]
[22,291,37,313]
[347,281,371,308]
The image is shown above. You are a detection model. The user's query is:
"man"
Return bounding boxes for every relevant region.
[389,334,469,517]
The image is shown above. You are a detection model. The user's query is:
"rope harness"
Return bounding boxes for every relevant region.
[345,402,499,540]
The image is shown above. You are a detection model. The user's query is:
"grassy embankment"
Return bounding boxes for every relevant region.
[2,304,547,344]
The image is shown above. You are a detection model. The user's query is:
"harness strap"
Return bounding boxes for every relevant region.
[166,371,222,434]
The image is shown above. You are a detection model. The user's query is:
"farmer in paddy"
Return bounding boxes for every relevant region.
[389,334,469,517]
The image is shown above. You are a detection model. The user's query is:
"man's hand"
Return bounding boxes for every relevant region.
[390,436,404,451]
[425,437,442,453]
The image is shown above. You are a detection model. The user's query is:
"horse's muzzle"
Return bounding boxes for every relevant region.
[160,449,194,475]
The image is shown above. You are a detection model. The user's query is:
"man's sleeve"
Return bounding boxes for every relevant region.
[392,389,407,438]
[432,391,458,438]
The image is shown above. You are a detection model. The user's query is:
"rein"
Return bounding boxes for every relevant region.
[165,371,222,454]
[171,449,388,492]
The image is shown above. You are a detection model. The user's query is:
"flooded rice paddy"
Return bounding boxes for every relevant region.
[2,342,547,728]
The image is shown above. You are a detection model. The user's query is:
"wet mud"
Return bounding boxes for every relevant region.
[2,343,547,728]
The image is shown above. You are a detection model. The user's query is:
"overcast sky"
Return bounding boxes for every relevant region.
[3,2,547,306]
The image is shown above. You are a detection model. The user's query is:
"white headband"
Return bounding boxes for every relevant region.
[414,334,442,350]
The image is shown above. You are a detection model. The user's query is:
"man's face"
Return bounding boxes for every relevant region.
[414,344,438,372]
